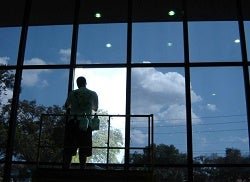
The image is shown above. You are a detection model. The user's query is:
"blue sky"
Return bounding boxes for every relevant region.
[0,21,250,161]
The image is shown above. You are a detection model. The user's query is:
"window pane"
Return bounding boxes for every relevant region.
[131,67,187,164]
[14,69,69,162]
[24,25,72,65]
[190,67,249,163]
[77,24,127,64]
[132,22,184,63]
[0,27,21,65]
[0,69,15,161]
[244,21,250,62]
[74,68,126,164]
[189,22,241,62]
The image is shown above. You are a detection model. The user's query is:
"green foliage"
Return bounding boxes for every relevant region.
[0,98,124,164]
[130,144,250,181]
[0,69,14,105]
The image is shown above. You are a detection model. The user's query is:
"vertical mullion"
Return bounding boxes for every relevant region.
[68,0,80,94]
[183,0,193,181]
[237,0,250,153]
[3,0,32,181]
[125,0,132,170]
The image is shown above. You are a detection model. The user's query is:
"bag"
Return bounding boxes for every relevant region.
[79,114,89,131]
[90,113,100,131]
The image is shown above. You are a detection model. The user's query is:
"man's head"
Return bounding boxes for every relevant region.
[76,76,87,88]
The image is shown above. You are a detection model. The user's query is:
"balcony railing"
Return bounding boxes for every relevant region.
[37,113,154,170]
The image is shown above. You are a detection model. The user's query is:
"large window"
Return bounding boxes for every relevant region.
[1,0,250,181]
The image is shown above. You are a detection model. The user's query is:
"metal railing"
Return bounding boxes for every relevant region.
[37,113,154,170]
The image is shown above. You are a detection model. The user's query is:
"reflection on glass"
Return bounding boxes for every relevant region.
[13,69,68,162]
[0,27,21,65]
[132,22,184,63]
[0,69,15,161]
[190,67,249,163]
[131,67,187,164]
[77,24,127,64]
[189,21,241,62]
[24,25,72,65]
[244,21,250,62]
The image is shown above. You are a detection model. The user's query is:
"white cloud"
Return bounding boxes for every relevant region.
[25,58,47,65]
[132,67,202,124]
[220,136,249,144]
[158,104,201,124]
[0,87,13,106]
[0,56,10,65]
[207,103,217,111]
[22,58,49,87]
[131,129,148,145]
[59,48,71,62]
[59,48,92,64]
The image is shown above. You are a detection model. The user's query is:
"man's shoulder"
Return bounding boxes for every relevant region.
[84,87,96,94]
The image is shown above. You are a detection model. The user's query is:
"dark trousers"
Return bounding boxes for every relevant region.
[63,119,92,169]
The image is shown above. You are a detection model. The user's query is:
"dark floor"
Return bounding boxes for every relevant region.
[32,167,154,182]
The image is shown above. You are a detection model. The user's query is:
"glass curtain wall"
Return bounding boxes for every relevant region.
[1,0,250,181]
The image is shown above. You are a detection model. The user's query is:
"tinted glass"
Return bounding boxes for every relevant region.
[244,21,250,62]
[13,69,69,162]
[131,67,187,164]
[0,27,21,65]
[189,22,241,62]
[132,22,184,63]
[0,69,15,161]
[190,67,249,163]
[24,25,72,65]
[77,24,127,64]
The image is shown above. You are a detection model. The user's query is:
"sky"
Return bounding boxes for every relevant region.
[1,21,250,160]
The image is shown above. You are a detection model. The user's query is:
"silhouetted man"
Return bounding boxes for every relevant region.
[63,76,98,169]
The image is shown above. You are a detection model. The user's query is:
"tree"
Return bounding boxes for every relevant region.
[73,110,124,164]
[193,148,250,182]
[0,69,14,106]
[0,99,124,164]
[130,144,187,181]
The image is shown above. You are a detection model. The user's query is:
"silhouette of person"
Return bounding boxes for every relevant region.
[63,76,98,169]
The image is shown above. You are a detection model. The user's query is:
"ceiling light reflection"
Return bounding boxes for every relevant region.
[106,43,112,48]
[95,13,101,18]
[168,10,175,16]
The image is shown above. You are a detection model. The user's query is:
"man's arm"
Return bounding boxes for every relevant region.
[65,92,73,110]
[92,91,98,112]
